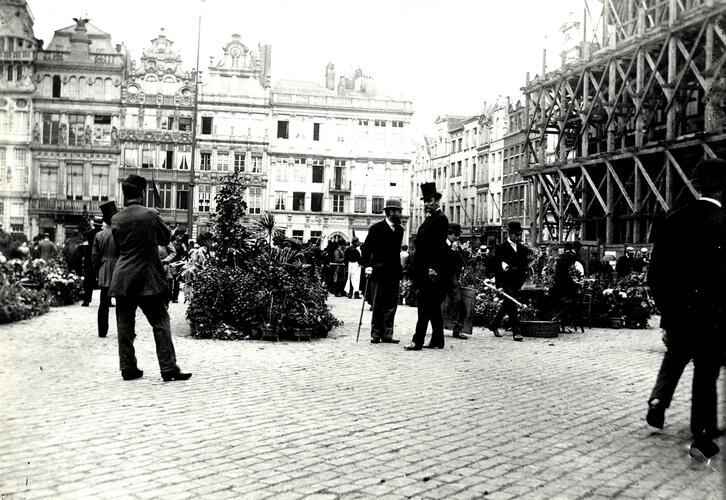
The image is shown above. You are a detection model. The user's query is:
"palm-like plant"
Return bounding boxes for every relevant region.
[255,211,284,245]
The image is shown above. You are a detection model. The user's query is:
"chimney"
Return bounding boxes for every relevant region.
[68,18,92,62]
[325,62,335,91]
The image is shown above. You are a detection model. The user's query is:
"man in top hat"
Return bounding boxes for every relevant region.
[405,183,450,350]
[362,199,404,343]
[92,201,118,338]
[646,158,726,461]
[488,220,528,342]
[110,174,191,382]
[444,222,470,339]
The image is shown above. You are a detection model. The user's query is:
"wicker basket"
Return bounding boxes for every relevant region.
[518,320,560,338]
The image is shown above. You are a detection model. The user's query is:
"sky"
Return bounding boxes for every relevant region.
[28,0,600,136]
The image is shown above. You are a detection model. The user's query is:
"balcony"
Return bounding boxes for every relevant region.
[0,50,34,61]
[38,50,125,67]
[30,198,101,215]
[328,180,351,192]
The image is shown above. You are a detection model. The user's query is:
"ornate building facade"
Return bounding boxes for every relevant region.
[0,0,38,235]
[28,18,125,240]
[118,30,195,230]
[268,65,413,244]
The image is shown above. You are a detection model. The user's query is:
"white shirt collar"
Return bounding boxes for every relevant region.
[385,218,396,230]
[507,237,518,251]
[699,197,723,208]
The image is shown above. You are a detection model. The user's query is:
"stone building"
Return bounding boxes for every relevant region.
[501,99,529,241]
[268,64,413,244]
[445,115,480,239]
[194,34,271,235]
[28,17,125,241]
[484,97,509,243]
[0,0,38,235]
[118,30,195,231]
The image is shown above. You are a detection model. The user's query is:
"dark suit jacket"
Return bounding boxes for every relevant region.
[92,227,117,288]
[109,202,171,297]
[412,210,449,282]
[361,219,404,280]
[648,199,726,333]
[494,240,529,290]
[344,245,362,265]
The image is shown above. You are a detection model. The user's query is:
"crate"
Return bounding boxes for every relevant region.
[518,320,560,338]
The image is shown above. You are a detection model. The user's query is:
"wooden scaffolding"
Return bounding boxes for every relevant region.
[523,0,726,245]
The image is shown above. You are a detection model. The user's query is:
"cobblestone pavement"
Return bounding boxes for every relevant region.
[0,292,724,499]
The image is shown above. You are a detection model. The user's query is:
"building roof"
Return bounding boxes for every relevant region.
[53,22,111,39]
[273,79,336,96]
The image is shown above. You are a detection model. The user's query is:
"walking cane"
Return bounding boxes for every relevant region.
[479,280,526,308]
[356,276,370,342]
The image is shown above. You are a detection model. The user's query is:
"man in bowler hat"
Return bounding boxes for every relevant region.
[405,182,450,350]
[488,220,528,342]
[92,201,118,338]
[362,199,404,343]
[110,174,191,382]
[646,158,726,461]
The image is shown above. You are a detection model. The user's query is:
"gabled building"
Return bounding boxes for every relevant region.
[29,17,125,241]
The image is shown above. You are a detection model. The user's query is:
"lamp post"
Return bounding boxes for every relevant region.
[187,15,201,235]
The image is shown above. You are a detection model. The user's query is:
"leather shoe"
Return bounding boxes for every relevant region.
[452,332,468,339]
[424,343,444,349]
[161,368,192,382]
[689,437,720,461]
[489,326,503,337]
[121,368,143,381]
[646,400,665,430]
[513,333,524,342]
[381,338,400,344]
[370,338,381,344]
[403,343,422,351]
[81,302,89,307]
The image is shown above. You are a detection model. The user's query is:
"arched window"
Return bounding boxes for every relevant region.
[42,75,52,97]
[52,75,61,98]
[94,78,104,101]
[104,78,114,100]
[67,76,78,99]
[78,76,87,99]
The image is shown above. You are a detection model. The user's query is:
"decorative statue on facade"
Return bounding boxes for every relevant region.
[59,123,67,145]
[32,123,40,144]
[111,126,118,146]
[85,125,92,146]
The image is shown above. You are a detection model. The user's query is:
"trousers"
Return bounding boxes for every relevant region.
[489,284,520,332]
[412,277,447,347]
[116,294,179,373]
[97,287,112,337]
[649,330,721,437]
[445,276,465,334]
[344,263,361,295]
[370,275,400,340]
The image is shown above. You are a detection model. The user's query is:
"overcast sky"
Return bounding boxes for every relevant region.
[28,0,597,135]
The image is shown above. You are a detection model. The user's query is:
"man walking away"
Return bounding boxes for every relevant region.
[92,201,118,338]
[362,199,404,344]
[344,237,363,299]
[444,223,470,339]
[405,183,449,351]
[646,158,726,462]
[488,221,528,342]
[38,233,58,261]
[110,174,191,382]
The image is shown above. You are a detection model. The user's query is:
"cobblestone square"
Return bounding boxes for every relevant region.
[0,292,724,499]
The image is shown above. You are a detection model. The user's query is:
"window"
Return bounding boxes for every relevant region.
[157,182,172,208]
[311,193,323,212]
[164,117,175,130]
[142,144,155,168]
[472,162,477,184]
[217,151,229,171]
[178,145,190,169]
[251,155,262,173]
[274,192,286,210]
[143,110,157,130]
[354,196,366,213]
[66,163,83,200]
[234,152,245,172]
[311,159,323,183]
[391,121,404,128]
[42,113,60,145]
[178,117,192,132]
[293,158,307,183]
[313,123,320,141]
[200,152,211,171]
[358,119,368,126]
[163,146,174,170]
[176,183,188,210]
[332,194,345,213]
[310,230,322,240]
[247,187,262,214]
[457,161,462,177]
[39,166,58,196]
[90,164,109,201]
[458,138,462,151]
[94,115,112,146]
[52,75,61,98]
[293,192,305,211]
[198,185,211,212]
[374,120,386,127]
[292,230,304,241]
[372,196,384,214]
[274,159,288,182]
[68,114,85,146]
[277,120,289,139]
[201,117,213,135]
[124,147,138,167]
